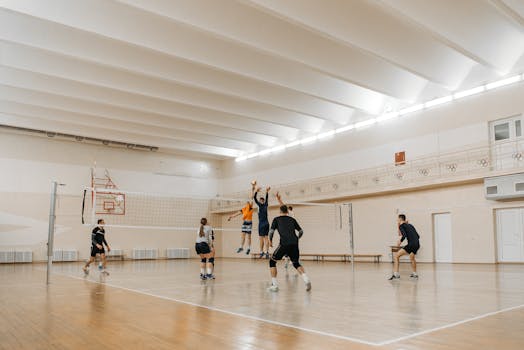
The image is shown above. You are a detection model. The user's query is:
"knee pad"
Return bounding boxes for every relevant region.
[209,257,214,264]
[292,261,301,269]
[269,259,277,268]
[201,258,207,263]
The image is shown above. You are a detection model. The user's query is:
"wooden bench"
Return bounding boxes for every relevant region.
[302,253,382,263]
[252,252,382,263]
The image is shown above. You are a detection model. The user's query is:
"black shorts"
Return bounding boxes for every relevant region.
[272,244,299,263]
[241,221,252,234]
[195,242,211,255]
[258,222,269,236]
[403,243,420,255]
[90,245,105,257]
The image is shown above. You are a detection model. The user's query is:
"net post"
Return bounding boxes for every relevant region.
[46,181,58,285]
[91,187,97,227]
[347,203,355,272]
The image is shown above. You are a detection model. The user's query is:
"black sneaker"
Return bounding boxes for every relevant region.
[206,274,215,280]
[246,248,251,255]
[388,274,400,280]
[259,252,264,259]
[200,273,207,280]
[410,273,419,279]
[236,247,243,253]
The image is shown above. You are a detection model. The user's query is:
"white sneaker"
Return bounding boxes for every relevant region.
[267,285,279,292]
[305,281,312,291]
[82,266,89,275]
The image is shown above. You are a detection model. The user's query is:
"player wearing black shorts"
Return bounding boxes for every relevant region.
[83,219,111,276]
[267,205,311,292]
[195,218,215,280]
[254,186,270,259]
[389,214,420,280]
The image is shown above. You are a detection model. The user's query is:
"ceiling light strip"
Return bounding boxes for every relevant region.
[236,74,523,162]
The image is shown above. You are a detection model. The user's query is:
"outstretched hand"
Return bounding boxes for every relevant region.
[266,186,271,192]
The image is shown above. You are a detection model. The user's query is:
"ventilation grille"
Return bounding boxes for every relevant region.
[0,124,159,152]
[132,248,158,260]
[0,251,32,263]
[166,248,190,259]
[53,250,78,262]
[486,185,498,195]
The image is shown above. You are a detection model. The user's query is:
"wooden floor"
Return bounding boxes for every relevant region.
[1,259,524,349]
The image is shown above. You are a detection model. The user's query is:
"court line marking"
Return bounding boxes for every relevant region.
[48,268,524,347]
[49,269,380,347]
[376,303,524,346]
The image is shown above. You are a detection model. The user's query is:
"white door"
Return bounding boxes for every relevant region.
[496,208,524,262]
[434,213,453,262]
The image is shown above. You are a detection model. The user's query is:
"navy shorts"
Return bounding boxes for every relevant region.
[258,222,269,236]
[195,242,211,255]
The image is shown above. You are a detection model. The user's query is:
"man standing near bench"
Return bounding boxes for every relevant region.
[267,205,311,292]
[389,214,420,280]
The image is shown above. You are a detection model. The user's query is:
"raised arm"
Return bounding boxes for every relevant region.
[275,191,284,206]
[253,187,261,206]
[265,187,270,203]
[228,210,243,221]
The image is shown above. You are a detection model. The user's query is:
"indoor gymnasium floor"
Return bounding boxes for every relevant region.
[1,259,524,349]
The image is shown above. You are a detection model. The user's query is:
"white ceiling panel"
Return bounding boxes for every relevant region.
[0,0,522,158]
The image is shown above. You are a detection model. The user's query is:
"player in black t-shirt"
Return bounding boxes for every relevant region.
[389,214,420,280]
[267,205,311,292]
[83,219,111,276]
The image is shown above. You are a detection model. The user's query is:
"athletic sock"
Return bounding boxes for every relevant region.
[271,277,278,286]
[394,272,400,277]
[207,267,213,275]
[301,273,310,284]
[200,267,205,275]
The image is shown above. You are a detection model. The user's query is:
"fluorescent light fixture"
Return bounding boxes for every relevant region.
[234,74,523,162]
[317,130,335,139]
[425,95,453,108]
[286,140,301,148]
[376,112,399,122]
[270,144,287,153]
[300,135,318,144]
[485,74,522,90]
[335,124,355,133]
[399,104,424,116]
[258,149,272,156]
[354,118,376,128]
[453,86,485,99]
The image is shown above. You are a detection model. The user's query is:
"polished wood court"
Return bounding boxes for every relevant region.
[1,259,523,349]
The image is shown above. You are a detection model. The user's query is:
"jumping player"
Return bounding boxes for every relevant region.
[83,219,111,275]
[228,182,256,255]
[275,191,292,268]
[254,186,271,258]
[196,218,215,280]
[389,214,420,280]
[267,205,311,292]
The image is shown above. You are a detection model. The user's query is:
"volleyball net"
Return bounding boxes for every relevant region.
[81,188,353,249]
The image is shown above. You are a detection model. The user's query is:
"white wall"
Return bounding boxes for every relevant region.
[0,132,220,261]
[220,84,523,193]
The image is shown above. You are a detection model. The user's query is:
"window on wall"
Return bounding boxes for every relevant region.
[490,115,524,143]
